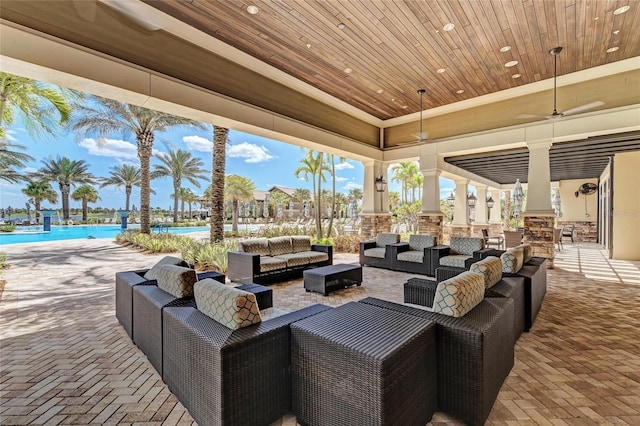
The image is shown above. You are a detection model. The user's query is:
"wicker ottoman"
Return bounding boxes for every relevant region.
[235,283,273,309]
[303,263,362,296]
[291,302,437,425]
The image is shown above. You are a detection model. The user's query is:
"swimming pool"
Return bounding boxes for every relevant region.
[0,225,210,245]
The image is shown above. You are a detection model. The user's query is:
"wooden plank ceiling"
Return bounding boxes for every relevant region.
[445,131,640,184]
[146,0,640,120]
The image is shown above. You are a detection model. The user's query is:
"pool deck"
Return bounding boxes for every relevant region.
[1,237,640,425]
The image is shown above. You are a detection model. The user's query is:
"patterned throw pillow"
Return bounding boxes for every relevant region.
[409,234,435,250]
[432,271,484,317]
[291,236,312,253]
[268,236,293,256]
[143,255,186,280]
[156,265,198,298]
[501,248,524,273]
[516,244,533,263]
[238,238,270,256]
[469,256,502,288]
[194,278,262,330]
[376,233,400,247]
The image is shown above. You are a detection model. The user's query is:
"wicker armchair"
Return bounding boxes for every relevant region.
[360,296,515,426]
[430,237,491,274]
[390,234,437,275]
[359,232,400,269]
[162,302,330,426]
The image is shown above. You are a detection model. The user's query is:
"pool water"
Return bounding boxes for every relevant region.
[0,225,211,245]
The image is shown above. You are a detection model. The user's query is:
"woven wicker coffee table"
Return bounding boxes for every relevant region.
[303,263,362,296]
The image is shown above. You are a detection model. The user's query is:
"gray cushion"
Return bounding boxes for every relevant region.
[439,255,471,268]
[375,233,400,247]
[450,237,484,255]
[397,250,423,263]
[409,234,435,250]
[363,247,386,258]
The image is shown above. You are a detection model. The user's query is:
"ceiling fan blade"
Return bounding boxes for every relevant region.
[515,114,545,119]
[411,132,429,141]
[99,0,168,31]
[562,101,605,117]
[72,0,97,22]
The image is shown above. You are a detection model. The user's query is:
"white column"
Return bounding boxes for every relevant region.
[474,184,488,225]
[489,188,502,223]
[526,140,554,213]
[361,160,387,214]
[452,178,470,225]
[421,169,442,213]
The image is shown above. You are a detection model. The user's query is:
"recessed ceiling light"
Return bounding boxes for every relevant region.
[306,43,312,48]
[594,16,600,20]
[337,23,346,30]
[401,105,408,109]
[456,89,465,94]
[344,68,352,73]
[613,30,621,35]
[512,73,522,79]
[436,68,446,74]
[505,60,518,68]
[376,89,384,94]
[499,45,511,52]
[606,46,620,53]
[246,5,259,14]
[614,5,630,15]
[443,23,455,31]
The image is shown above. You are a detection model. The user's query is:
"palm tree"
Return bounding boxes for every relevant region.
[225,174,255,233]
[391,162,419,204]
[35,156,95,220]
[100,164,142,211]
[0,72,76,140]
[22,180,58,224]
[210,126,229,242]
[72,97,205,233]
[292,188,311,218]
[71,185,100,222]
[152,148,207,223]
[0,140,33,183]
[182,188,199,220]
[295,150,329,237]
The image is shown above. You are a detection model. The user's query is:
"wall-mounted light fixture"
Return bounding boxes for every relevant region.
[446,193,455,207]
[375,174,387,192]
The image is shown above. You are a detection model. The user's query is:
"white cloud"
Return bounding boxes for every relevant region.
[227,142,275,163]
[183,135,212,152]
[5,130,18,142]
[335,176,349,182]
[23,167,38,174]
[343,182,363,190]
[334,161,355,170]
[78,138,139,160]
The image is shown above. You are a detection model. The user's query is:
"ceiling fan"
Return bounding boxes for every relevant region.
[396,89,428,146]
[516,47,604,120]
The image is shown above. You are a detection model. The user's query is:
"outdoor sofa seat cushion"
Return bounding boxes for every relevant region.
[397,250,424,263]
[273,252,310,268]
[302,251,329,263]
[438,254,472,268]
[363,247,386,258]
[259,256,288,272]
[396,234,437,263]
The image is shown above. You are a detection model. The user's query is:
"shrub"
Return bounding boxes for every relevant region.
[181,239,237,274]
[0,252,7,270]
[257,223,314,238]
[0,225,16,233]
[312,237,334,246]
[332,234,361,253]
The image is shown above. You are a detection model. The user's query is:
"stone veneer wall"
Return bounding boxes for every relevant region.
[418,214,444,245]
[523,215,555,268]
[359,213,392,240]
[558,221,597,243]
[449,225,472,240]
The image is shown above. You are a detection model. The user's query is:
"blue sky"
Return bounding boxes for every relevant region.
[2,98,456,212]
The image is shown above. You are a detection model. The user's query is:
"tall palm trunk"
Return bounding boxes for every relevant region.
[34,199,41,224]
[125,185,131,211]
[172,183,180,223]
[232,199,239,232]
[137,131,154,234]
[82,197,88,221]
[60,183,70,220]
[210,126,228,242]
[326,155,336,238]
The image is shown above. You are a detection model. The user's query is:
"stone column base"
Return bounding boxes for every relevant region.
[418,214,444,245]
[450,225,472,239]
[360,213,392,240]
[523,214,556,268]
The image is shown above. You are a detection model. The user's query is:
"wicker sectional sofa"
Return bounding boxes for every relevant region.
[360,233,439,275]
[228,236,332,284]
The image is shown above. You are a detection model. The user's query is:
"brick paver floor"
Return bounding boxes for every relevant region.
[1,238,639,425]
